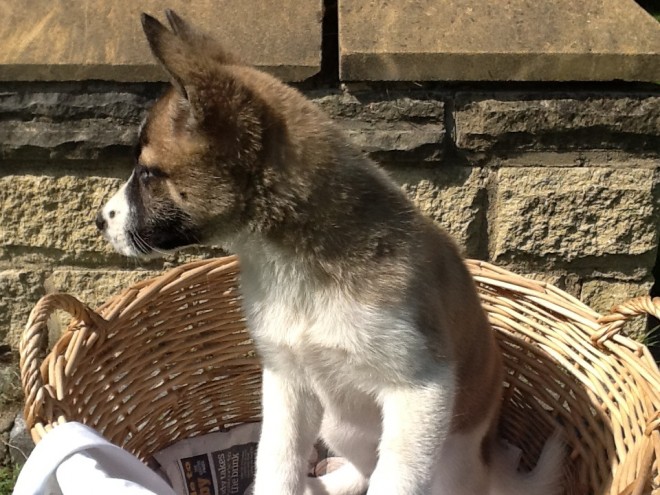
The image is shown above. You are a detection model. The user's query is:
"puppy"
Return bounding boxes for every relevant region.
[97,11,563,495]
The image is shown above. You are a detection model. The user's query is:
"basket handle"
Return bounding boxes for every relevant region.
[592,296,660,346]
[19,294,106,439]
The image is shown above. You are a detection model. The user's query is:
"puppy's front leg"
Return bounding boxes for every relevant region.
[368,375,454,495]
[254,367,322,495]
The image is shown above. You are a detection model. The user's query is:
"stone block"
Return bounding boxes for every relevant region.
[0,270,45,349]
[513,270,582,300]
[388,166,487,257]
[0,402,19,435]
[342,121,445,162]
[311,89,447,162]
[454,94,660,154]
[339,0,660,81]
[0,1,321,81]
[491,168,657,267]
[9,415,33,467]
[312,90,446,122]
[0,86,153,160]
[0,176,122,262]
[0,119,139,161]
[0,362,22,407]
[581,279,653,341]
[0,86,154,122]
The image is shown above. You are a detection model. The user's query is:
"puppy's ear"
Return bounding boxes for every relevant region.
[164,9,241,66]
[142,13,196,100]
[164,10,193,38]
[142,11,270,152]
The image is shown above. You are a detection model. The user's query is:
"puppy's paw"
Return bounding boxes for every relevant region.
[304,463,368,495]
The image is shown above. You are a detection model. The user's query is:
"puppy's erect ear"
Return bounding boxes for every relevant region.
[141,11,269,151]
[142,13,196,100]
[164,10,193,39]
[164,9,241,66]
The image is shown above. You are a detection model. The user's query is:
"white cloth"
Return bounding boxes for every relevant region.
[13,422,177,495]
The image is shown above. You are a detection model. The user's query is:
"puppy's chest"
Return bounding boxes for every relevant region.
[243,277,368,353]
[238,259,407,381]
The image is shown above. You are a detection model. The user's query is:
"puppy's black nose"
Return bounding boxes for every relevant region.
[95,211,107,232]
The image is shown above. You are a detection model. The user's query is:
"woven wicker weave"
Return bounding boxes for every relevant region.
[19,256,660,495]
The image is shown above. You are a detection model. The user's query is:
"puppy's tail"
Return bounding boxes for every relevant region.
[489,431,564,495]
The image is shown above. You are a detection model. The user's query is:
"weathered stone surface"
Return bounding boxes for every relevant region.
[0,364,21,407]
[339,0,660,81]
[0,396,20,466]
[454,94,660,154]
[515,271,583,299]
[0,176,122,261]
[0,86,452,162]
[495,153,660,170]
[0,408,16,435]
[581,279,653,341]
[0,1,321,81]
[312,90,448,162]
[342,121,445,162]
[0,270,45,349]
[0,119,139,161]
[0,271,45,348]
[312,90,446,122]
[0,85,156,122]
[0,84,156,160]
[492,168,657,266]
[4,85,657,165]
[388,167,487,257]
[9,414,33,466]
[45,269,160,312]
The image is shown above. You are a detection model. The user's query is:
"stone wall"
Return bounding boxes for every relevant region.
[2,82,658,352]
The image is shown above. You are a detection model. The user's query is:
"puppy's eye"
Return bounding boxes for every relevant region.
[138,166,165,183]
[139,168,152,182]
[138,168,151,182]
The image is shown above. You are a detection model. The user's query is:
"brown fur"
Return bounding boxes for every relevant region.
[137,9,503,446]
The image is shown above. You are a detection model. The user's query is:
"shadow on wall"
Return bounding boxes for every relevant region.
[649,242,660,361]
[635,0,660,21]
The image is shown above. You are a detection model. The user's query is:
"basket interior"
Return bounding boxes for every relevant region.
[24,257,660,495]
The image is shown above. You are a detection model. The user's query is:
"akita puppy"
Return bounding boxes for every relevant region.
[96,11,563,495]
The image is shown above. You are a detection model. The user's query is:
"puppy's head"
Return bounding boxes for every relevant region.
[96,11,274,257]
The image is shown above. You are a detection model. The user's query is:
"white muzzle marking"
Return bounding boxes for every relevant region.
[98,178,139,257]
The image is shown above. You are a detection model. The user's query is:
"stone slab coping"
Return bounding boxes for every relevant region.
[0,1,322,82]
[339,0,660,82]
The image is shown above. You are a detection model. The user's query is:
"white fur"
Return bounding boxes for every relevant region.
[232,237,563,495]
[99,178,139,257]
[231,238,457,495]
[489,431,565,495]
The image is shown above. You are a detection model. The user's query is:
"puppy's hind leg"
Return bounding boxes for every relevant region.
[430,421,491,495]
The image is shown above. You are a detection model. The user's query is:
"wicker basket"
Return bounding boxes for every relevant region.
[19,256,660,495]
